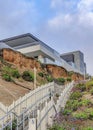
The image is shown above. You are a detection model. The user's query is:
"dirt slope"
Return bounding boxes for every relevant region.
[1,48,84,80]
[0,48,84,105]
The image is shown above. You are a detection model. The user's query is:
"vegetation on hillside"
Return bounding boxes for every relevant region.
[0,56,73,86]
[49,79,93,130]
[22,71,34,81]
[0,56,52,85]
[2,66,20,81]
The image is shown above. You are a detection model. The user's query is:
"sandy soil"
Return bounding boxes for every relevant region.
[83,93,93,103]
[0,77,32,106]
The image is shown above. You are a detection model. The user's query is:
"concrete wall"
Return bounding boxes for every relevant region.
[61,51,86,75]
[73,51,85,74]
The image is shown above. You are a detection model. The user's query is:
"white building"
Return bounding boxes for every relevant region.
[0,33,85,75]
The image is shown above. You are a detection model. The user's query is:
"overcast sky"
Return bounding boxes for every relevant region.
[0,0,93,75]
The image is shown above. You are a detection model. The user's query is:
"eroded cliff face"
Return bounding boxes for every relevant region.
[71,73,84,81]
[1,49,42,71]
[46,64,68,78]
[0,48,84,81]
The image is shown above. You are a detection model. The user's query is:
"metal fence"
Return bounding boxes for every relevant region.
[0,81,74,130]
[0,82,54,129]
[29,81,74,130]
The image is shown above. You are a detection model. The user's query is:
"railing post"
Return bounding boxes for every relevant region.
[34,67,37,108]
[16,117,18,130]
[45,101,48,127]
[37,109,41,130]
[34,67,37,90]
[23,113,24,130]
[19,97,21,114]
[10,113,12,130]
[2,119,4,130]
[28,118,36,130]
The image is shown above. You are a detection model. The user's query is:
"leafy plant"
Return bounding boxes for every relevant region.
[86,80,93,91]
[3,119,17,130]
[70,91,82,100]
[65,99,81,111]
[2,66,20,79]
[4,126,11,130]
[80,99,91,106]
[76,83,86,92]
[12,70,20,78]
[2,66,11,75]
[38,72,44,77]
[57,78,65,85]
[89,111,93,120]
[2,73,12,82]
[62,109,72,115]
[46,75,53,82]
[22,71,34,81]
[12,119,17,130]
[66,77,72,82]
[49,124,66,130]
[73,112,88,120]
[82,127,93,130]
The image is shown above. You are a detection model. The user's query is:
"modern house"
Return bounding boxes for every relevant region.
[60,51,86,75]
[0,33,86,75]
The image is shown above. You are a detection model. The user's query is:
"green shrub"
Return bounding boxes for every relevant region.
[66,77,72,82]
[2,66,12,75]
[80,99,91,106]
[84,108,93,120]
[73,112,88,120]
[72,100,81,111]
[70,91,82,100]
[4,126,11,130]
[80,85,86,91]
[66,99,81,111]
[2,74,12,82]
[49,124,65,130]
[2,66,20,79]
[12,119,17,129]
[46,75,53,82]
[82,127,93,130]
[63,109,72,115]
[76,83,86,91]
[89,111,93,120]
[65,100,73,109]
[86,80,93,91]
[38,72,44,77]
[22,71,34,82]
[12,70,20,78]
[57,78,65,84]
[4,119,17,130]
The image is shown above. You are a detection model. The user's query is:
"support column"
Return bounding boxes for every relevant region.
[38,55,44,63]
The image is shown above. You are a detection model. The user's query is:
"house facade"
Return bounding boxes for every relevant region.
[60,51,86,75]
[0,33,86,75]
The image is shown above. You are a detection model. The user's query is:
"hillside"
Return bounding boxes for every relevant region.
[0,48,84,106]
[49,79,93,130]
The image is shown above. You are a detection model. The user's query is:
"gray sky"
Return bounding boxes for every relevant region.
[0,0,93,75]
